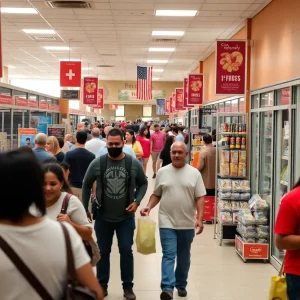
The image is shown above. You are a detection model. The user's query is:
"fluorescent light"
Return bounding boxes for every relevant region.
[1,7,38,14]
[149,48,175,52]
[59,59,81,61]
[7,65,16,69]
[147,60,168,64]
[44,46,70,51]
[152,31,185,36]
[156,10,197,17]
[22,29,56,34]
[82,67,91,70]
[9,75,27,78]
[153,69,164,72]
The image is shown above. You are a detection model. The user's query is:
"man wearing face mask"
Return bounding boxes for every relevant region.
[82,128,148,300]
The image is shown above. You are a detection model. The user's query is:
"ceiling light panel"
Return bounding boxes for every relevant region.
[147,60,168,64]
[149,48,175,52]
[152,31,185,36]
[1,7,38,14]
[44,46,70,51]
[155,10,197,16]
[22,29,56,34]
[153,69,164,72]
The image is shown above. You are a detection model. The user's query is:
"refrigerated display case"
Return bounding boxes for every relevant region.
[250,82,300,270]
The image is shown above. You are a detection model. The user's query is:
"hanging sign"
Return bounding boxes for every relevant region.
[156,99,165,115]
[187,74,204,105]
[170,93,176,113]
[165,98,170,115]
[83,77,98,105]
[28,100,38,108]
[0,95,14,105]
[47,124,66,138]
[15,97,28,107]
[61,90,80,100]
[18,128,37,148]
[39,101,48,110]
[183,78,193,108]
[60,61,81,87]
[91,88,104,109]
[175,88,184,111]
[216,40,246,95]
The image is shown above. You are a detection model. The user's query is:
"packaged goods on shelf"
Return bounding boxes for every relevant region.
[256,238,269,244]
[221,122,247,133]
[232,212,239,224]
[240,180,250,192]
[240,193,251,200]
[230,151,239,163]
[283,146,289,156]
[232,180,242,192]
[218,200,231,212]
[231,193,240,200]
[240,201,249,209]
[230,163,238,176]
[218,191,232,199]
[242,237,256,243]
[256,225,269,238]
[219,150,230,163]
[280,165,289,182]
[231,201,240,211]
[248,194,268,210]
[238,163,247,177]
[220,163,230,176]
[219,211,233,224]
[239,151,247,163]
[265,123,272,137]
[237,223,257,237]
[218,179,232,191]
[238,209,256,225]
[253,211,268,225]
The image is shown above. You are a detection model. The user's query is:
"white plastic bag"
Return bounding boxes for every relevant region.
[136,216,156,255]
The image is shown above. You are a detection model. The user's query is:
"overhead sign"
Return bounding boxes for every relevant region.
[165,98,170,115]
[82,77,98,105]
[118,89,165,101]
[175,88,184,111]
[15,97,28,107]
[183,78,193,108]
[60,61,81,87]
[187,74,204,105]
[156,99,165,115]
[202,108,217,115]
[216,40,246,95]
[61,90,80,100]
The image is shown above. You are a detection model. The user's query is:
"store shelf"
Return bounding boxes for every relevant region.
[281,156,289,160]
[217,174,247,179]
[217,219,238,226]
[218,198,250,201]
[220,132,247,137]
[280,180,289,187]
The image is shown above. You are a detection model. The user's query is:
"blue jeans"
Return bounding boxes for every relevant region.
[286,274,300,300]
[94,217,135,289]
[159,228,195,293]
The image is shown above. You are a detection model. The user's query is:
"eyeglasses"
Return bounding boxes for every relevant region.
[171,150,185,155]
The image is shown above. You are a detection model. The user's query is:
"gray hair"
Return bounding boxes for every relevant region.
[35,133,47,146]
[91,128,100,138]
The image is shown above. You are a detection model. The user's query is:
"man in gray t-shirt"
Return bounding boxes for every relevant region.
[82,128,148,300]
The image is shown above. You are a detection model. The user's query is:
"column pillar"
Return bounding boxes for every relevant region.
[59,99,69,123]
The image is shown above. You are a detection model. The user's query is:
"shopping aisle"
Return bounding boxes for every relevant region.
[103,166,276,300]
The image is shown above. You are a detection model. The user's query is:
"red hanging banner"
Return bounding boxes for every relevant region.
[187,74,204,105]
[175,88,184,111]
[170,93,176,113]
[165,98,170,114]
[216,40,246,95]
[60,61,81,87]
[90,88,104,109]
[183,78,193,108]
[83,77,98,105]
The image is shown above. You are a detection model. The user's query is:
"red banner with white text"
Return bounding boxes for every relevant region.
[171,93,176,113]
[90,88,104,109]
[83,77,98,105]
[165,98,170,115]
[175,88,184,111]
[187,74,204,106]
[216,40,246,95]
[183,78,193,108]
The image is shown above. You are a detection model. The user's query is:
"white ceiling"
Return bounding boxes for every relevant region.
[2,0,271,81]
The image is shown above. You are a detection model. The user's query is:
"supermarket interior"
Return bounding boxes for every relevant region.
[0,0,300,299]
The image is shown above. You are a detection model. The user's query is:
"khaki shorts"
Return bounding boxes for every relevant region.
[151,151,160,163]
[71,187,82,201]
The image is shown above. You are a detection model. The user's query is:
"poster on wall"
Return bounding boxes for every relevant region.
[47,124,66,138]
[183,78,193,108]
[18,128,37,148]
[156,99,165,115]
[215,40,246,95]
[175,88,184,111]
[30,116,52,134]
[83,77,98,105]
[187,74,204,105]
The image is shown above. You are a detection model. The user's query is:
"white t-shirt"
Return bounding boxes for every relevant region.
[46,192,92,228]
[153,164,206,229]
[85,138,106,156]
[0,218,90,300]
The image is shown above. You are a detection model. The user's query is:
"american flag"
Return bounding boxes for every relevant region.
[137,66,152,100]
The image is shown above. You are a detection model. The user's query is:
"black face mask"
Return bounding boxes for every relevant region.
[107,147,123,158]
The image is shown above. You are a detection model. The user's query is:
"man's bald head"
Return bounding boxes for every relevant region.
[170,142,187,168]
[104,126,113,135]
[171,141,186,152]
[35,133,47,147]
[91,128,100,138]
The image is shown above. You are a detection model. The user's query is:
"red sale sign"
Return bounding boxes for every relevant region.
[183,78,193,108]
[165,98,170,114]
[91,88,104,109]
[216,40,246,95]
[83,77,98,105]
[170,93,176,113]
[187,74,203,105]
[175,88,184,111]
[60,61,81,87]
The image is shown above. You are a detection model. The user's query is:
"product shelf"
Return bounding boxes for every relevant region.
[220,132,248,137]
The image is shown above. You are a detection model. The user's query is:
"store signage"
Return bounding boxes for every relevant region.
[170,93,176,113]
[187,74,204,105]
[109,104,118,110]
[82,77,98,105]
[202,108,217,115]
[48,104,60,111]
[18,128,37,148]
[15,97,28,107]
[30,116,52,134]
[281,88,291,105]
[216,40,246,95]
[165,98,170,115]
[183,78,193,108]
[47,124,66,138]
[156,99,165,115]
[118,89,165,101]
[28,100,38,108]
[0,95,14,105]
[90,88,104,109]
[60,61,81,87]
[235,236,268,260]
[61,89,80,100]
[39,101,48,110]
[69,108,97,116]
[175,88,184,111]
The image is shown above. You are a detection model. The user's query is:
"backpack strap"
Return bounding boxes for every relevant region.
[60,193,72,214]
[124,154,133,204]
[0,236,54,300]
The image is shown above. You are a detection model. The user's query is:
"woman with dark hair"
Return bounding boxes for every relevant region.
[136,126,151,173]
[125,129,143,160]
[61,161,70,183]
[43,163,92,241]
[0,150,103,300]
[159,135,175,168]
[274,178,300,300]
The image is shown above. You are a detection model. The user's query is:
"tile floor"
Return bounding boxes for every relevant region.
[101,167,276,300]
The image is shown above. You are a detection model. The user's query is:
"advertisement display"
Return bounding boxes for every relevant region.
[156,99,165,115]
[91,88,104,109]
[281,87,291,105]
[165,98,170,115]
[30,116,52,134]
[39,101,48,110]
[60,61,81,87]
[175,88,184,111]
[0,95,14,105]
[216,40,246,95]
[47,124,66,138]
[170,93,176,113]
[18,128,37,148]
[183,78,193,108]
[28,100,38,108]
[187,74,204,106]
[61,90,80,100]
[15,97,28,107]
[83,77,98,105]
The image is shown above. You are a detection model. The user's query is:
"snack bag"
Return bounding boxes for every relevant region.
[220,163,230,176]
[136,216,156,255]
[232,180,242,192]
[253,211,268,225]
[219,150,230,163]
[240,180,251,192]
[218,191,232,199]
[239,151,247,163]
[230,151,239,163]
[218,179,232,191]
[239,201,249,209]
[231,201,240,211]
[240,193,251,200]
[220,211,232,224]
[218,200,231,211]
[232,212,239,224]
[256,225,269,238]
[249,194,268,210]
[231,193,240,200]
[242,237,256,243]
[230,163,238,176]
[238,163,247,177]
